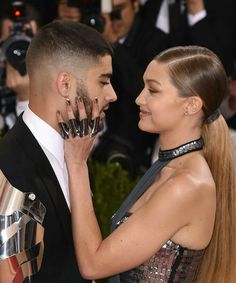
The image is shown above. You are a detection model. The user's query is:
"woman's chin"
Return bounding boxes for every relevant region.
[138,122,148,132]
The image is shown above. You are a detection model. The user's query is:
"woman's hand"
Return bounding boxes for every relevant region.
[56,97,100,166]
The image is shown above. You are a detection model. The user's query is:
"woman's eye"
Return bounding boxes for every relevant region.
[149,88,159,94]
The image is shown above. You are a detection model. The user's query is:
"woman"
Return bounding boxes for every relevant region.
[58,46,236,282]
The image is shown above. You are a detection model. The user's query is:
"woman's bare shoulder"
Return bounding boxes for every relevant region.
[152,155,215,208]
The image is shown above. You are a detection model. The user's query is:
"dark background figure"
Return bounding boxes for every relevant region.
[23,0,59,26]
[0,0,41,135]
[220,58,236,162]
[140,0,236,75]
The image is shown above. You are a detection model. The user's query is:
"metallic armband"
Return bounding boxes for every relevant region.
[0,170,46,283]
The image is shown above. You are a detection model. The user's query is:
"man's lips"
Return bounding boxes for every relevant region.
[100,105,110,118]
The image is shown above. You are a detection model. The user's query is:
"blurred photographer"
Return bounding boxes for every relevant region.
[140,0,236,75]
[0,0,40,135]
[57,0,82,22]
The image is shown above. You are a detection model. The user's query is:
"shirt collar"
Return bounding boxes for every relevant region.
[22,107,65,168]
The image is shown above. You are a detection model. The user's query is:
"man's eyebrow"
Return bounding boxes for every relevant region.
[99,73,112,79]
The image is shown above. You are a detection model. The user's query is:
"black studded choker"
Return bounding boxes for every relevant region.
[158,137,204,162]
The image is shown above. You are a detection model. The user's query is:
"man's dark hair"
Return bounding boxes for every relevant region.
[26,20,113,74]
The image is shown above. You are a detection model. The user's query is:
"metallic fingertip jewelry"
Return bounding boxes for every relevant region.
[79,118,89,137]
[90,117,100,137]
[66,97,71,105]
[68,118,80,138]
[58,122,70,139]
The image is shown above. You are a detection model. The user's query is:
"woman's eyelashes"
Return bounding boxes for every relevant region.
[142,81,161,94]
[148,87,160,94]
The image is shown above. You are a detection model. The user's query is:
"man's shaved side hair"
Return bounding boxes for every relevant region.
[26,20,113,76]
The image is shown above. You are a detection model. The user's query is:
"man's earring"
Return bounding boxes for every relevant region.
[66,97,71,105]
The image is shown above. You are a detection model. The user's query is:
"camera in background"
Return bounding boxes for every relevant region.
[0,0,33,78]
[0,0,35,104]
[67,0,112,33]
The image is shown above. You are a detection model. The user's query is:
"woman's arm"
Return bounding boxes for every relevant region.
[60,99,212,280]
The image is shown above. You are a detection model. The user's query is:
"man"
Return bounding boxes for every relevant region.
[0,20,116,283]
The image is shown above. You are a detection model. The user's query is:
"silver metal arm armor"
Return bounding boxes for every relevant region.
[0,170,46,283]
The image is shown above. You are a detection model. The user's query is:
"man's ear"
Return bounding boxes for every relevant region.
[56,72,71,98]
[184,96,203,116]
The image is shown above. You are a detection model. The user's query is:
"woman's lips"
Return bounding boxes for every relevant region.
[139,110,151,118]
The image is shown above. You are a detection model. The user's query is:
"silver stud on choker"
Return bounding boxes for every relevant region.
[158,137,204,162]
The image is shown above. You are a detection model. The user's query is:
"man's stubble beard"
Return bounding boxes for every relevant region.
[75,82,93,122]
[75,83,105,131]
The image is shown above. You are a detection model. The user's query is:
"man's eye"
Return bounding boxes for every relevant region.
[100,81,110,86]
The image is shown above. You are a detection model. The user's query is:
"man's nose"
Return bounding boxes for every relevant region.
[107,85,117,102]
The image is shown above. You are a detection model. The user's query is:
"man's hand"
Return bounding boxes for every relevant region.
[186,0,205,15]
[6,62,30,101]
[101,13,120,44]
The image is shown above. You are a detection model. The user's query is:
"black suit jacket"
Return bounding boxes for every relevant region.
[0,115,88,283]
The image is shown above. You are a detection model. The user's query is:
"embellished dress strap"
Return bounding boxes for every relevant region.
[110,159,170,232]
[109,160,169,283]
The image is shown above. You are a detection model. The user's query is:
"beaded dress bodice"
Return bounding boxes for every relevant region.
[118,214,205,283]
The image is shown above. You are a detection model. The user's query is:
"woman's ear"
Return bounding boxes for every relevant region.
[184,96,203,116]
[56,72,71,98]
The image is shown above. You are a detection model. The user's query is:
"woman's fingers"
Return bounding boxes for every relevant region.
[57,110,70,139]
[77,96,89,137]
[90,97,100,137]
[67,99,80,138]
[57,96,101,139]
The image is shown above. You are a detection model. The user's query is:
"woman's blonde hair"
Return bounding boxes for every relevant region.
[155,46,236,283]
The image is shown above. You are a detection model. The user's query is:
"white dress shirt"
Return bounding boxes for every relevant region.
[4,99,28,130]
[156,0,207,33]
[16,99,29,117]
[23,107,70,209]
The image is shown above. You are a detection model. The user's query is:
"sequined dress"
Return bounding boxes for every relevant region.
[118,213,205,283]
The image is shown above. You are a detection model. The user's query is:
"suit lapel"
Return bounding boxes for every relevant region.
[14,116,71,241]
